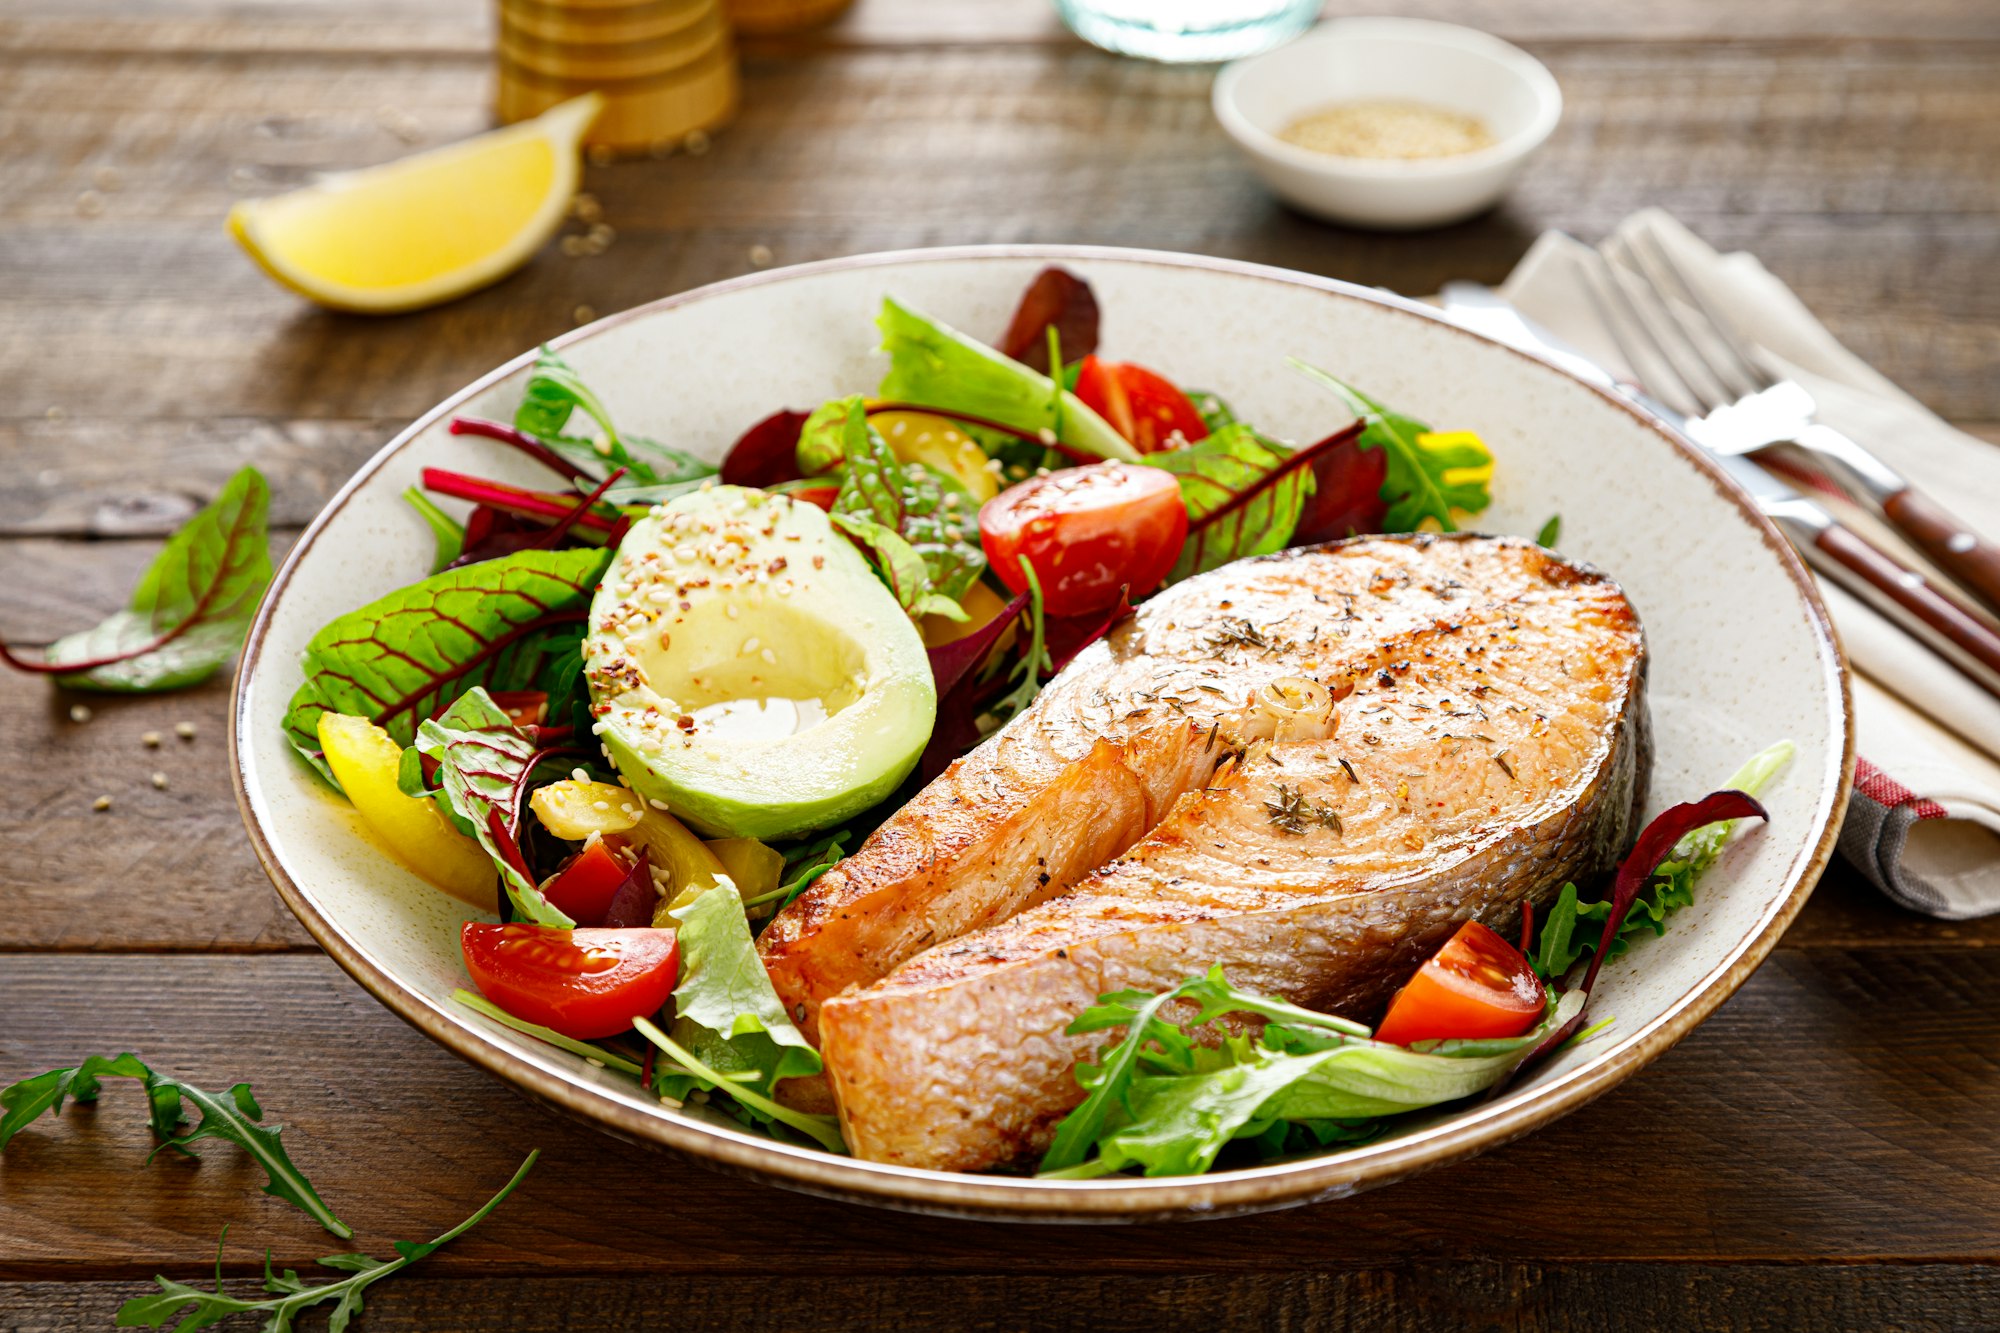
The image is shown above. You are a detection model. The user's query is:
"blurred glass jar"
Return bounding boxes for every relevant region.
[1053,0,1318,62]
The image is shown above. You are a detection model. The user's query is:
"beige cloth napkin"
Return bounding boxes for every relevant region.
[1495,209,2000,918]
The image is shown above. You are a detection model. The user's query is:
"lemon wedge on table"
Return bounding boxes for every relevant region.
[228,94,601,314]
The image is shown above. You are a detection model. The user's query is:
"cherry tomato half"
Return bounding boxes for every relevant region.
[1073,356,1210,454]
[979,461,1188,617]
[1373,920,1545,1046]
[541,837,633,927]
[462,924,679,1039]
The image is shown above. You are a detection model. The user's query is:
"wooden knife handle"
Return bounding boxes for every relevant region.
[1815,522,2000,682]
[1882,485,2000,618]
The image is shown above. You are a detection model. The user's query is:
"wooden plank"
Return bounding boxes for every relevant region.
[1,44,1997,443]
[2,950,1996,1270]
[5,1266,2000,1332]
[6,0,2000,56]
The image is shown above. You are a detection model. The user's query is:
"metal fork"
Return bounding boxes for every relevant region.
[1599,228,2000,618]
[1571,243,2000,701]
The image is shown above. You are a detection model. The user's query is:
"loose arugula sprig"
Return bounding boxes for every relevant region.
[0,1053,351,1238]
[117,1151,538,1333]
[0,466,272,692]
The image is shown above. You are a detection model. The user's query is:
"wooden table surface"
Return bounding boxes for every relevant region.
[4,0,1999,1328]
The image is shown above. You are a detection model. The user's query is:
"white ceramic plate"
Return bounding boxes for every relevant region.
[232,246,1851,1222]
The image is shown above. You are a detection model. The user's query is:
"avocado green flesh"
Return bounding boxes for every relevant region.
[584,485,936,841]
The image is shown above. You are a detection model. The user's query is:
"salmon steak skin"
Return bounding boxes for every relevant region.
[761,533,1651,1170]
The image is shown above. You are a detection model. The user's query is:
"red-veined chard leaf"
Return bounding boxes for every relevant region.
[995,265,1101,372]
[1289,361,1495,532]
[416,686,582,926]
[0,466,271,692]
[1142,421,1364,582]
[1290,426,1390,545]
[281,546,611,782]
[823,396,986,605]
[0,1052,352,1238]
[829,512,964,622]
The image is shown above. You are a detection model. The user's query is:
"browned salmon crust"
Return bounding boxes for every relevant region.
[773,534,1649,1169]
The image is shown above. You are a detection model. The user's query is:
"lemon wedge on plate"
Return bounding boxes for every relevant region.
[228,94,602,314]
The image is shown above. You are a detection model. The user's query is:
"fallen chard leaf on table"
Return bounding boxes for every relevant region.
[116,1151,539,1333]
[0,1053,350,1238]
[0,466,272,692]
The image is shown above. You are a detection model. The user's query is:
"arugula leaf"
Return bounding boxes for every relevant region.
[117,1151,537,1332]
[1,1053,352,1238]
[634,1018,845,1153]
[402,486,465,573]
[829,511,966,622]
[876,296,1137,463]
[1142,423,1317,580]
[416,687,577,927]
[0,466,271,692]
[282,546,610,782]
[1289,361,1495,531]
[515,348,715,487]
[1534,741,1794,979]
[820,396,986,603]
[1536,513,1562,549]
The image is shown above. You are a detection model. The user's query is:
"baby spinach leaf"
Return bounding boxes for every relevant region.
[403,486,465,573]
[117,1151,537,1332]
[515,347,715,487]
[0,466,271,692]
[0,1053,351,1238]
[1289,362,1495,532]
[282,546,610,782]
[417,687,576,927]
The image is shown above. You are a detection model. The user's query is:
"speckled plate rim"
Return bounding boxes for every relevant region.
[230,244,1854,1223]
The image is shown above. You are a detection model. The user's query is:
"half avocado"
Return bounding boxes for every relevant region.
[584,485,935,840]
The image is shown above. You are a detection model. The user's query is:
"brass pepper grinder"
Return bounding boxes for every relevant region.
[495,0,739,155]
[723,0,854,33]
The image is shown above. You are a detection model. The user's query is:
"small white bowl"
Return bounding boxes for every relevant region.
[1213,18,1562,230]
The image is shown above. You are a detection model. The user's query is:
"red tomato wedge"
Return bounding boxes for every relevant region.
[1073,356,1210,454]
[1373,920,1545,1046]
[541,837,633,927]
[979,461,1188,617]
[461,924,679,1039]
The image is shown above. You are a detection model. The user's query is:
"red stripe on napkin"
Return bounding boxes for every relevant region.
[1856,757,1949,820]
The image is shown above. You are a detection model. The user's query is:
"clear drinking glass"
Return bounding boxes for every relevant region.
[1053,0,1319,63]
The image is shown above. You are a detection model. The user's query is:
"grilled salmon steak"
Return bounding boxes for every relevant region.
[760,534,1649,1170]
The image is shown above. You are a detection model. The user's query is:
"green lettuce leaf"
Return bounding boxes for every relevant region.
[1039,966,1582,1179]
[1,1053,352,1238]
[663,884,822,1097]
[876,296,1137,462]
[819,396,986,602]
[1140,423,1316,581]
[0,466,271,692]
[282,546,610,782]
[416,687,573,927]
[516,347,715,487]
[1289,361,1494,531]
[829,511,966,622]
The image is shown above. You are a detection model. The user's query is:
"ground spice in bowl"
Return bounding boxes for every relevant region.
[1278,100,1495,160]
